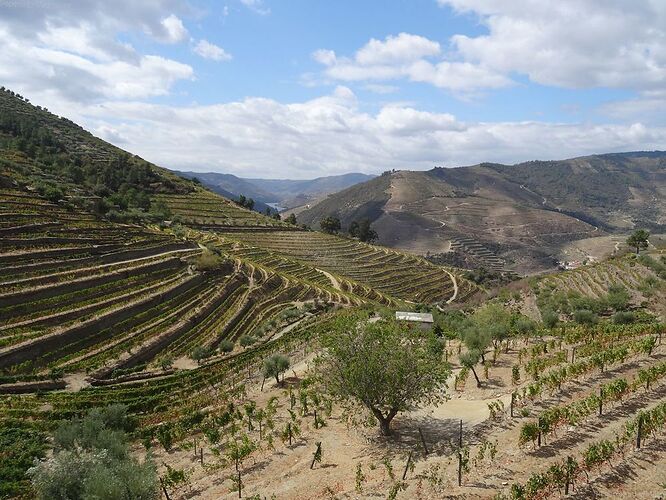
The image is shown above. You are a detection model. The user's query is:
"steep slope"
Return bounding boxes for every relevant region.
[297,153,666,273]
[0,87,477,377]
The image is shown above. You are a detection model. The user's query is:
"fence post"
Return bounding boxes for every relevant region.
[402,451,412,480]
[418,427,429,455]
[510,392,515,418]
[159,478,171,500]
[636,415,643,449]
[459,419,463,449]
[457,419,463,486]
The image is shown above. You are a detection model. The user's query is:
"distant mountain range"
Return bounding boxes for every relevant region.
[174,171,375,211]
[295,152,666,273]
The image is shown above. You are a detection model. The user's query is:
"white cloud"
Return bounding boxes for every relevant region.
[313,2,666,96]
[439,0,666,91]
[240,0,270,15]
[600,90,666,124]
[312,49,337,66]
[68,88,666,178]
[0,1,194,103]
[159,14,188,43]
[355,33,440,65]
[193,39,232,61]
[312,32,509,93]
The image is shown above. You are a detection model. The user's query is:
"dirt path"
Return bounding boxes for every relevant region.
[316,268,341,291]
[441,269,458,304]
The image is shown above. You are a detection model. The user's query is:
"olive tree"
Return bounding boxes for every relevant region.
[317,316,449,436]
[459,350,482,387]
[263,354,290,386]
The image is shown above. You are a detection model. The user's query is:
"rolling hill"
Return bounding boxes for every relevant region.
[3,88,666,500]
[175,170,375,210]
[297,154,666,273]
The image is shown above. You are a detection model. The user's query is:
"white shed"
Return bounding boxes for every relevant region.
[395,311,434,329]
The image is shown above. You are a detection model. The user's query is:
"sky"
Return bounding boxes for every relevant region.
[1,0,665,179]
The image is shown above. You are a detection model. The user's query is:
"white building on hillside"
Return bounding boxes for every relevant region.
[395,311,434,329]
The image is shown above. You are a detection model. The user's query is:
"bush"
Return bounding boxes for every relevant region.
[612,311,635,324]
[36,182,64,202]
[218,339,234,353]
[29,449,158,500]
[239,335,257,347]
[606,284,630,311]
[573,309,598,325]
[29,405,158,500]
[541,310,559,329]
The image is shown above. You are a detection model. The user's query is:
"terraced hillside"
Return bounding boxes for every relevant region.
[297,154,666,274]
[0,89,484,497]
[533,253,666,320]
[153,191,291,231]
[0,184,367,381]
[219,230,477,304]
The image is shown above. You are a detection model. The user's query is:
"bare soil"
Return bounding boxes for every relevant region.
[148,341,666,499]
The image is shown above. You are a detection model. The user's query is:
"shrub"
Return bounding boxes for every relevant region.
[541,309,559,329]
[613,311,635,324]
[190,346,211,364]
[239,335,257,347]
[606,284,630,311]
[218,339,234,353]
[29,405,157,500]
[573,309,598,325]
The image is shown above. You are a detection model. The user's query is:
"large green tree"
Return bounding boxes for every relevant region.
[626,229,649,254]
[320,216,341,234]
[349,218,378,243]
[317,315,449,435]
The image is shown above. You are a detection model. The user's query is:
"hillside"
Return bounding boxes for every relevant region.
[297,154,666,273]
[0,88,481,496]
[2,87,666,500]
[176,170,375,209]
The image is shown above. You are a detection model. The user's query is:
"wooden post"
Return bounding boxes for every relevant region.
[458,419,463,486]
[599,387,603,417]
[418,427,429,455]
[193,438,197,457]
[402,451,412,480]
[510,392,515,418]
[457,451,463,486]
[310,442,322,469]
[459,419,463,449]
[636,415,643,449]
[238,470,242,498]
[200,448,204,465]
[261,377,265,391]
[159,478,171,500]
[314,409,318,429]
